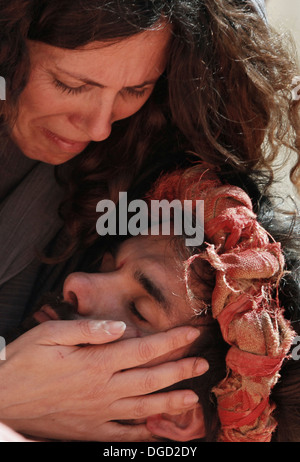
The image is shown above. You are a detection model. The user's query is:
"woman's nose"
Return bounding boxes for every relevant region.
[84,109,113,142]
[70,97,115,142]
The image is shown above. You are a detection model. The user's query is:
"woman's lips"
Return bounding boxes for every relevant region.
[41,128,89,154]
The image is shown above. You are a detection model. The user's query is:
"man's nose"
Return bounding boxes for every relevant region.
[62,272,142,340]
[63,272,97,317]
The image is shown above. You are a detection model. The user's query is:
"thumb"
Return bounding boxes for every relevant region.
[24,319,127,346]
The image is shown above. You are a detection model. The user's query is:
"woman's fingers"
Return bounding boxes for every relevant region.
[25,319,127,346]
[110,389,201,421]
[103,327,201,371]
[23,322,201,374]
[1,322,205,441]
[112,356,209,398]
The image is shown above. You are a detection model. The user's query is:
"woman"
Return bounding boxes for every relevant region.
[0,0,299,441]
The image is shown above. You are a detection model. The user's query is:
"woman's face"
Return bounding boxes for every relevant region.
[11,26,171,165]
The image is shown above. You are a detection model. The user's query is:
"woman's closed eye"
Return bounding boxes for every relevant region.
[53,78,149,99]
[123,87,148,99]
[53,78,87,95]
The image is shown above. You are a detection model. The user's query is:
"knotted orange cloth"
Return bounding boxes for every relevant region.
[148,163,295,442]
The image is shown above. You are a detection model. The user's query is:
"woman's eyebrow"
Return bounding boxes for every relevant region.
[134,269,171,314]
[53,66,157,89]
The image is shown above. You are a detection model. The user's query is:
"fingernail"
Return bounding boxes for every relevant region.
[195,359,209,375]
[103,321,127,335]
[183,393,199,406]
[186,329,201,343]
[90,320,126,335]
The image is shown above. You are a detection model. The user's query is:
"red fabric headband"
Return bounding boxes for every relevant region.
[148,163,295,442]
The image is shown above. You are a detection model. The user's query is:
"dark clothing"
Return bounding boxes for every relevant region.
[0,137,63,336]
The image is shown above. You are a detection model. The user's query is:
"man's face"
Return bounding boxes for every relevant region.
[32,235,209,440]
[34,235,203,362]
[11,25,171,165]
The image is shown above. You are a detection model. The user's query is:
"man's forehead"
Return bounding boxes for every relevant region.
[118,237,183,281]
[118,234,176,257]
[116,235,186,300]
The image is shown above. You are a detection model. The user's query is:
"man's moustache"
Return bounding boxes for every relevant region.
[5,292,79,343]
[21,293,79,332]
[36,293,78,320]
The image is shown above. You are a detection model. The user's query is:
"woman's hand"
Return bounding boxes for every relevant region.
[0,319,207,441]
